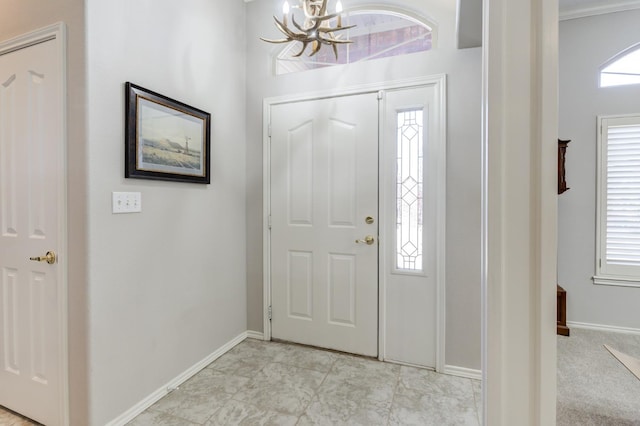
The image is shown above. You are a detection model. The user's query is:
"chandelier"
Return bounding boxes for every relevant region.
[260,0,355,59]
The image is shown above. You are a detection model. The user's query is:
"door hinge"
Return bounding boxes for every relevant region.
[268,124,272,138]
[377,90,384,100]
[268,305,272,320]
[268,215,272,229]
[599,258,602,268]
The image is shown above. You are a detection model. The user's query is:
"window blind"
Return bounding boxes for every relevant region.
[605,123,640,267]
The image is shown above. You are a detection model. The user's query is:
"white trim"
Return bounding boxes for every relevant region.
[262,100,273,341]
[105,332,249,426]
[567,321,640,336]
[444,365,483,381]
[246,330,266,340]
[595,114,640,282]
[435,75,447,374]
[560,0,640,21]
[263,76,446,107]
[595,115,605,280]
[384,359,435,370]
[382,359,481,381]
[593,275,640,288]
[377,91,387,362]
[483,0,558,424]
[263,76,446,369]
[0,22,69,426]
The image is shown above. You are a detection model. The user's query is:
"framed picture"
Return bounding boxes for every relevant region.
[125,82,211,184]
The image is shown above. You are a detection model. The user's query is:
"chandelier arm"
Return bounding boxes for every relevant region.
[319,0,328,16]
[309,40,323,57]
[293,41,311,57]
[274,17,312,42]
[317,24,355,33]
[311,12,339,22]
[291,14,307,33]
[273,17,298,37]
[260,37,294,43]
[317,32,353,45]
[318,33,338,45]
[302,0,329,21]
[302,1,314,20]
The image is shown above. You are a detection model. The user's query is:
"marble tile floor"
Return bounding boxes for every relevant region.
[0,339,481,425]
[6,330,640,425]
[127,339,482,426]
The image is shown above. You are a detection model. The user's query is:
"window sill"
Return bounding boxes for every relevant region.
[592,275,640,288]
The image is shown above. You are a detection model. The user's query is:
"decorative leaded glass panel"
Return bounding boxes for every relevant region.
[396,109,424,271]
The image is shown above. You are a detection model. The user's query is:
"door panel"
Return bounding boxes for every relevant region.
[383,86,440,368]
[270,93,379,357]
[0,38,63,425]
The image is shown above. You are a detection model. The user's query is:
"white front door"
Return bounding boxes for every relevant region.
[269,93,379,357]
[0,35,65,425]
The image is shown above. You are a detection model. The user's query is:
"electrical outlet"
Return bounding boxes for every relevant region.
[112,192,142,214]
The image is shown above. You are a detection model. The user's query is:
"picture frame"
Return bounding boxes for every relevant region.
[125,82,211,184]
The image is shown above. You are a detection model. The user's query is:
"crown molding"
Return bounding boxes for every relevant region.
[560,0,640,21]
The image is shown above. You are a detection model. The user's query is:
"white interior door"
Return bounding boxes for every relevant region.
[269,93,379,357]
[0,36,64,425]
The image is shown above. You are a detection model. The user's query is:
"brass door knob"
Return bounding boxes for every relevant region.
[355,235,375,245]
[29,251,57,265]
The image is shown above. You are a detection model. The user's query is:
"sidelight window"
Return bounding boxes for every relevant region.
[395,109,424,271]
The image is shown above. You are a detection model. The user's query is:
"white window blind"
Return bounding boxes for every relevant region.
[595,115,640,287]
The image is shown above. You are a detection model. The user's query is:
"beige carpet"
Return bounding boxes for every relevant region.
[604,344,640,381]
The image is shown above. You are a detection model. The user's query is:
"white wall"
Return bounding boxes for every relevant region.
[559,10,640,329]
[245,0,482,370]
[86,1,247,424]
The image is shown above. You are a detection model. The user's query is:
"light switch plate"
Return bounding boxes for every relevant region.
[112,192,142,213]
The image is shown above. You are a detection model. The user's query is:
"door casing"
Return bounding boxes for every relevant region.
[0,23,68,425]
[262,76,446,371]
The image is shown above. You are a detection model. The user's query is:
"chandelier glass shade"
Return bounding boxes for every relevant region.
[260,0,355,59]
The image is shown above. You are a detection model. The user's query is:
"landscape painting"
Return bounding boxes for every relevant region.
[125,82,211,184]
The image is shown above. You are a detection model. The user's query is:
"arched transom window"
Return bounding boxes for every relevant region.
[600,44,640,88]
[276,9,435,75]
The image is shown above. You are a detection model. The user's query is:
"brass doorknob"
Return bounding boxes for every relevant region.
[29,251,57,265]
[355,235,375,245]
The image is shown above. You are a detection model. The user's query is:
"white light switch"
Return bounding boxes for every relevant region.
[112,192,142,213]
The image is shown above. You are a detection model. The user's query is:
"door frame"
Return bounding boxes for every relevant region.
[262,75,446,371]
[0,23,68,425]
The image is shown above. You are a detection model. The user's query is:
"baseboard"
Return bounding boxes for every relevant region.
[105,331,248,426]
[443,365,482,381]
[566,321,640,336]
[246,330,265,340]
